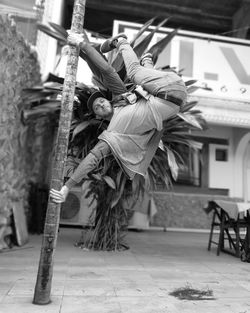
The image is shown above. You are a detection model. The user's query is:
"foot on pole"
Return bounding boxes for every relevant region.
[100,33,128,53]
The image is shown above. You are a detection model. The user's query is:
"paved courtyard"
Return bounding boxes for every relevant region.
[0,227,250,313]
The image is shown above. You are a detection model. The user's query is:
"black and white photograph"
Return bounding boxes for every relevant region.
[0,0,250,312]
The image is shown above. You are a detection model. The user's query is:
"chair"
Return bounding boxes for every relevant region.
[204,201,249,257]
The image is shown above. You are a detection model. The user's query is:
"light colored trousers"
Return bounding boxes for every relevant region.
[117,39,187,106]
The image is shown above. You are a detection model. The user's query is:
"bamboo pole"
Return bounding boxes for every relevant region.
[33,0,86,305]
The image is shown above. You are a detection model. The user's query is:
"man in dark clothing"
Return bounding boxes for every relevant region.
[50,32,187,203]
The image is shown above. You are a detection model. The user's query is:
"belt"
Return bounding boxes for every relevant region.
[156,92,183,107]
[112,92,137,107]
[165,95,183,107]
[113,92,183,107]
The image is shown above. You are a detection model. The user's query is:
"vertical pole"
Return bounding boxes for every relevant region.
[33,0,86,305]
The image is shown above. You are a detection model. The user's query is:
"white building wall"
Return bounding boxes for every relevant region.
[233,131,250,199]
[36,0,64,79]
[209,143,234,191]
[200,125,234,194]
[206,126,250,199]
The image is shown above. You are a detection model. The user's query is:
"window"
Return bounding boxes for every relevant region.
[215,149,228,162]
[175,144,201,186]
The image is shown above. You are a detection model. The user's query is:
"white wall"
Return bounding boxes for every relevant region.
[233,132,250,199]
[207,126,250,199]
[209,143,234,192]
[36,0,64,79]
[198,125,234,194]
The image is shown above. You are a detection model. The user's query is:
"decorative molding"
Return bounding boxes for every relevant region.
[189,95,250,128]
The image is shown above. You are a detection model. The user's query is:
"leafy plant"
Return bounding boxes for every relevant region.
[22,19,207,250]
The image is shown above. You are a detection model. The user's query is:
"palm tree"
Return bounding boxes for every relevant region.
[23,18,207,255]
[32,0,87,305]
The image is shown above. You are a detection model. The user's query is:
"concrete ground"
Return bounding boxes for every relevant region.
[0,227,250,313]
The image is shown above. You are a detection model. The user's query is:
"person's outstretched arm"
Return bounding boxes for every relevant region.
[49,140,111,203]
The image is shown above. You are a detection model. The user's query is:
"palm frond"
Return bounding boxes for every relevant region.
[108,17,156,71]
[37,23,66,44]
[49,22,68,38]
[177,112,203,129]
[103,175,116,190]
[111,171,127,208]
[148,27,178,64]
[133,18,169,58]
[187,86,200,94]
[115,19,174,82]
[185,79,197,86]
[72,120,91,139]
[130,17,156,47]
[22,90,57,104]
[165,147,179,180]
[180,101,199,113]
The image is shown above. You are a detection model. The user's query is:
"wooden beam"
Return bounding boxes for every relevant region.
[85,0,234,28]
[185,135,229,145]
[67,0,240,35]
[233,0,250,38]
[86,0,232,20]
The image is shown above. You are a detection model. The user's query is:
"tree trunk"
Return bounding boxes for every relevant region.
[33,0,86,305]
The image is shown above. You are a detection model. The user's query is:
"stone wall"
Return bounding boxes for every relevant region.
[0,15,41,248]
[152,192,235,229]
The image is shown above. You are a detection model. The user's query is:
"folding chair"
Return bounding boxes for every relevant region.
[204,201,247,257]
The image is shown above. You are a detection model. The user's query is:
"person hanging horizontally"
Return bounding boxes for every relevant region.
[50,32,187,203]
